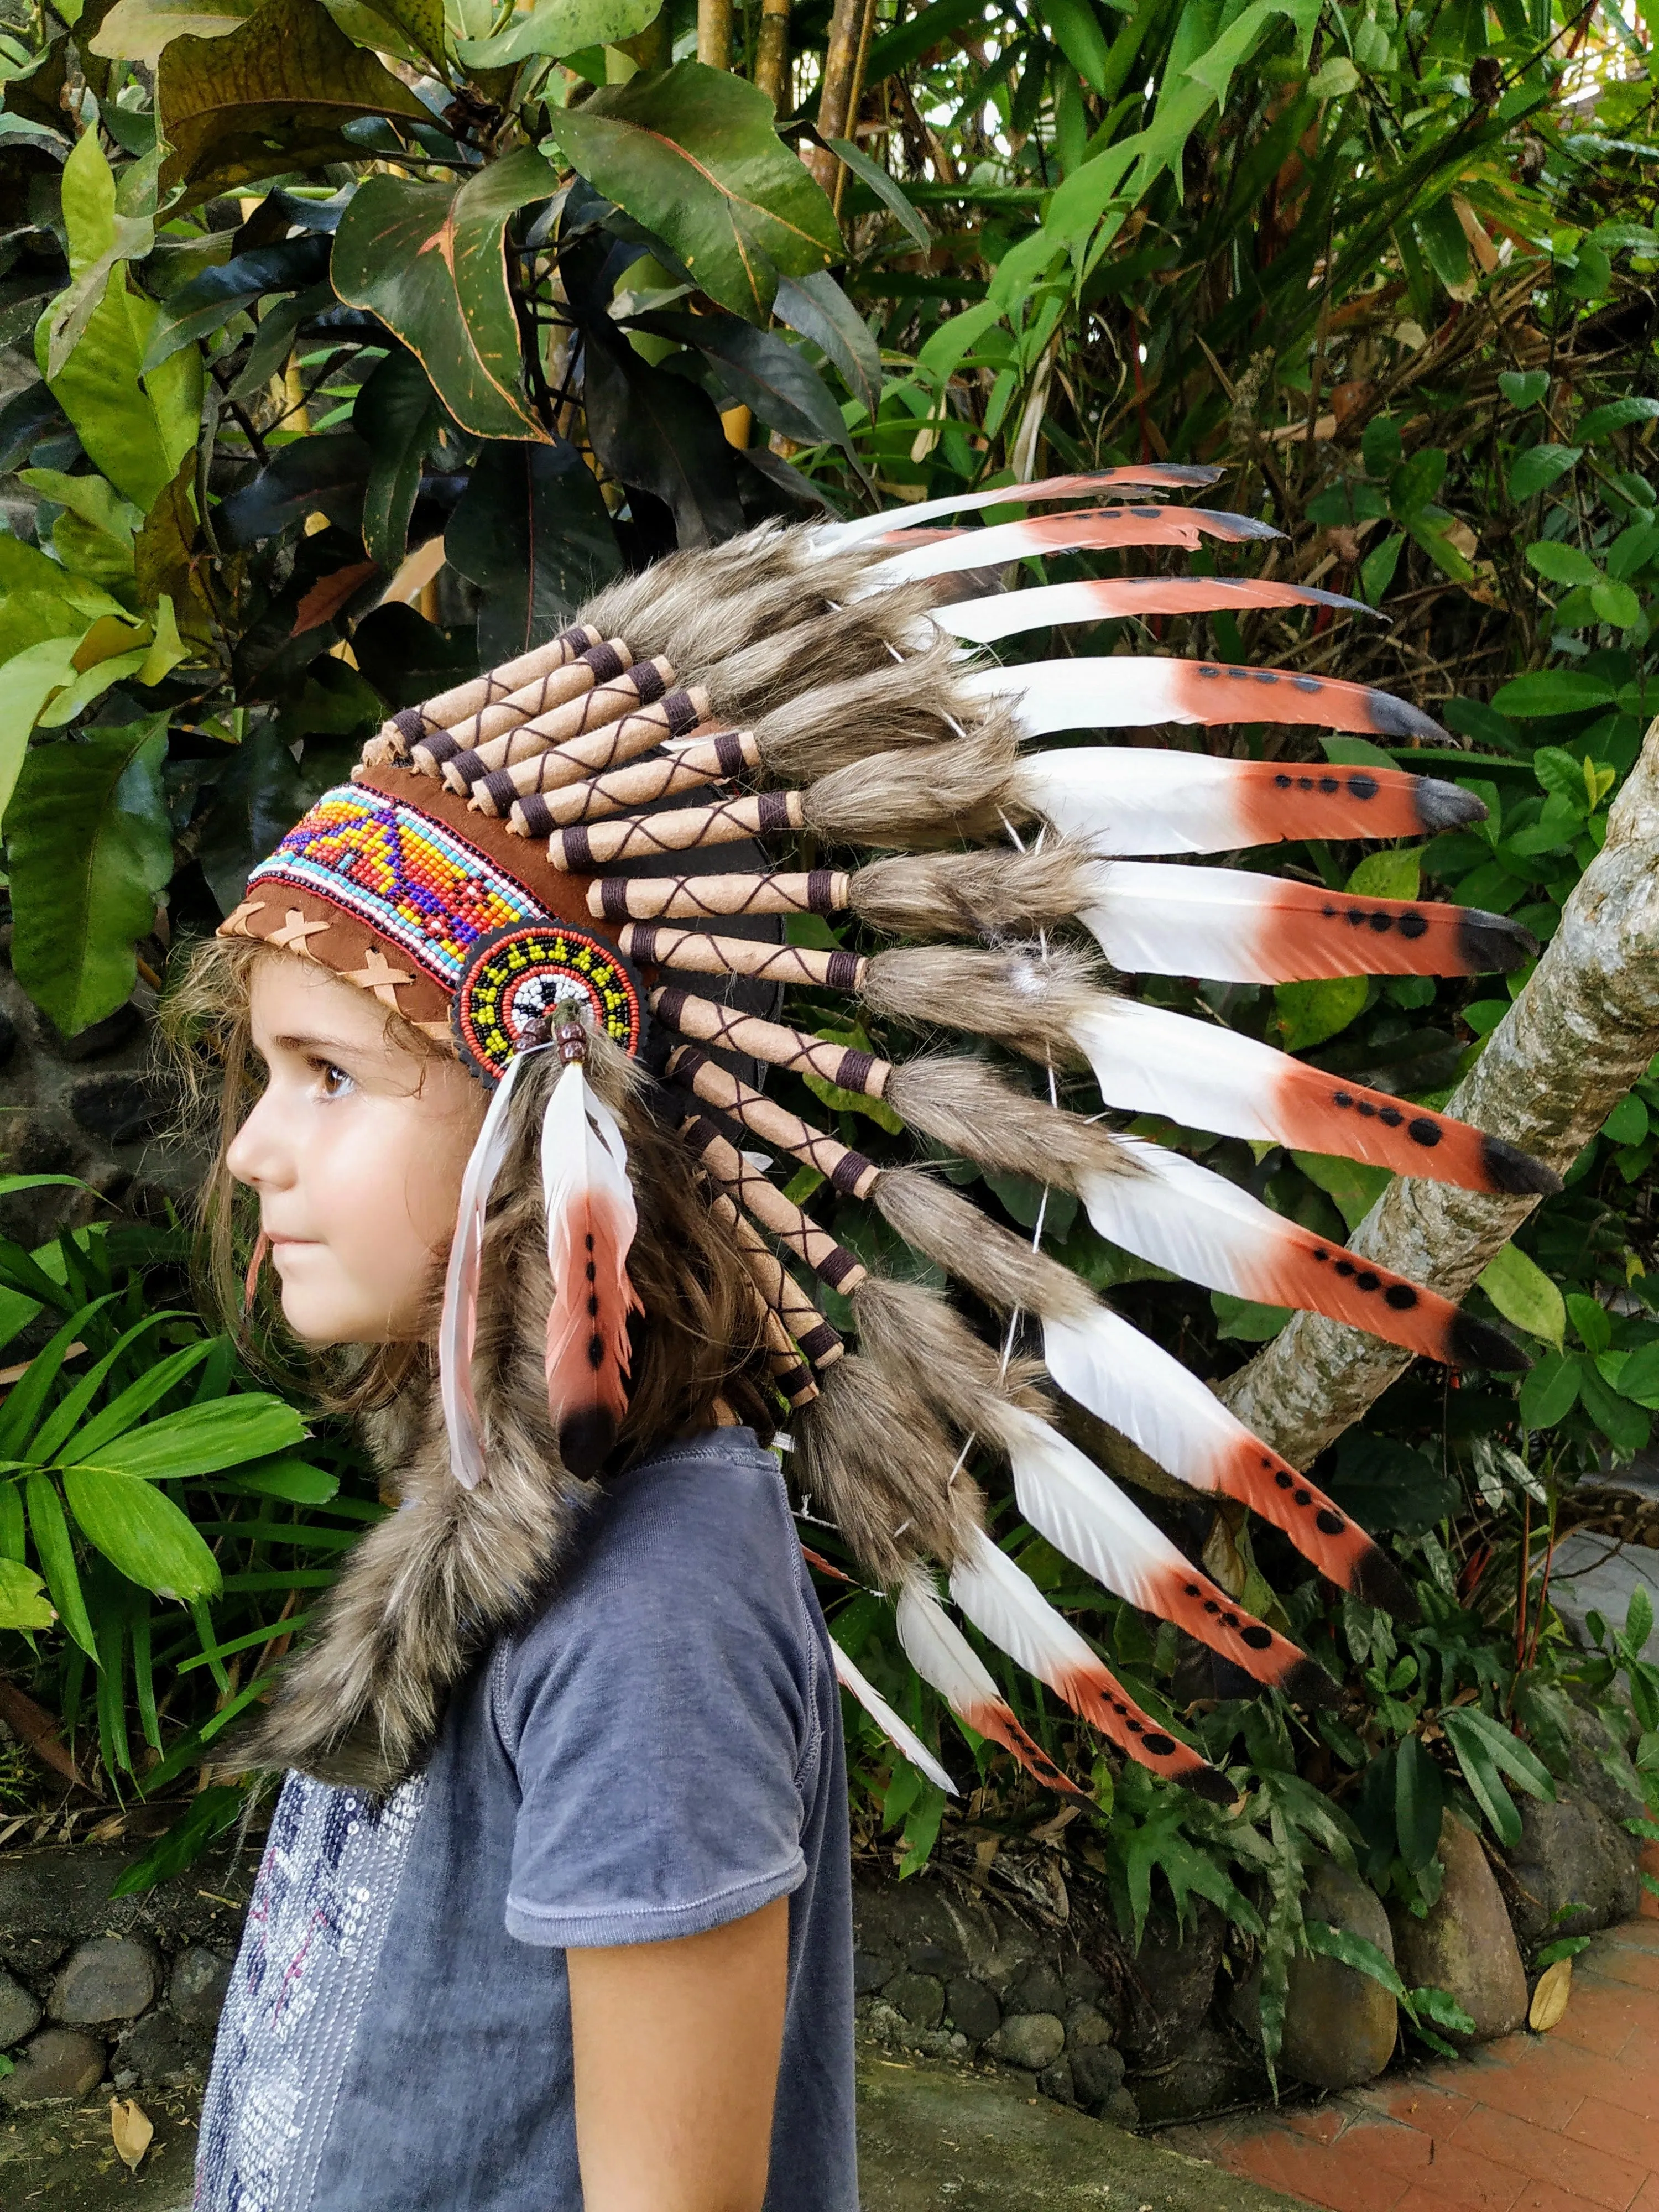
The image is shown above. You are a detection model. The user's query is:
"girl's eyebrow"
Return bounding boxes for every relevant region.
[268,1031,375,1060]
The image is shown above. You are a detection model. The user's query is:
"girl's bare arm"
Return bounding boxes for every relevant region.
[568,1895,790,2212]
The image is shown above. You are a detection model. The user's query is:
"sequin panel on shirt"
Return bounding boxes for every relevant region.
[195,1770,427,2212]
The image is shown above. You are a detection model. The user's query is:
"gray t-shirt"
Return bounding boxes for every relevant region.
[195,1428,856,2211]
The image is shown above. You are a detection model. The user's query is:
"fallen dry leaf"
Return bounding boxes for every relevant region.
[1529,1957,1573,2032]
[111,2095,154,2173]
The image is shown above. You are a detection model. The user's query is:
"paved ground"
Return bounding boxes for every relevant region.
[1170,1887,1659,2212]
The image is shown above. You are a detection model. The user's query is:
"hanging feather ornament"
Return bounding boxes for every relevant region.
[539,1009,643,1478]
[439,1050,534,1489]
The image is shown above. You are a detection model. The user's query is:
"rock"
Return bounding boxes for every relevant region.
[1389,1813,1527,2043]
[1505,1790,1642,1943]
[1120,1907,1224,2062]
[886,1973,945,2031]
[1010,1964,1068,2018]
[35,1004,140,1061]
[0,1846,253,1982]
[0,1966,43,2048]
[0,1004,18,1071]
[1102,2085,1141,2127]
[1561,1703,1646,1832]
[0,2027,106,2104]
[1062,1959,1105,2007]
[945,1976,1000,2045]
[170,1945,233,2028]
[989,2011,1066,2071]
[49,1936,159,2026]
[117,2006,211,2089]
[906,1940,962,1978]
[1037,2059,1074,2104]
[1129,2022,1270,2125]
[1070,2038,1127,2109]
[854,1948,895,1996]
[1280,1859,1397,2090]
[69,1073,182,1146]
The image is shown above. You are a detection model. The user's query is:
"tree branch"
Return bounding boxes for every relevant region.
[1218,718,1659,1468]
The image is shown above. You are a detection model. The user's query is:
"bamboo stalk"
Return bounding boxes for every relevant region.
[697,0,732,69]
[806,0,864,194]
[755,0,791,111]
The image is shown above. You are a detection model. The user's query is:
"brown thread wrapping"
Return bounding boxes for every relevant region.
[411,634,624,771]
[497,688,712,831]
[442,654,672,798]
[705,1190,844,1370]
[535,730,760,830]
[667,1046,879,1199]
[591,870,850,923]
[652,988,893,1100]
[683,1118,869,1291]
[617,924,868,993]
[378,624,598,755]
[550,790,804,872]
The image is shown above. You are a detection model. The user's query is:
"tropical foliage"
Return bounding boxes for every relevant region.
[4,0,1659,2056]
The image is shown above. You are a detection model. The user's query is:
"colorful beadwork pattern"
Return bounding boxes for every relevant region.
[248,787,542,990]
[453,922,643,1083]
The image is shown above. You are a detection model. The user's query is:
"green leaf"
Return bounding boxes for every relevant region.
[65,1395,306,1481]
[1347,847,1421,901]
[1527,540,1603,588]
[1519,1348,1580,1427]
[0,1300,123,1460]
[353,348,442,574]
[581,323,743,545]
[54,1339,220,1465]
[1416,197,1472,291]
[643,309,863,465]
[220,1455,340,1503]
[1592,580,1642,629]
[35,273,201,515]
[1579,1362,1651,1456]
[0,1556,54,1630]
[0,638,87,812]
[1499,370,1550,409]
[91,0,257,65]
[1042,0,1112,88]
[110,1783,246,1895]
[1535,745,1592,807]
[351,0,450,62]
[25,1472,96,1653]
[332,147,558,441]
[446,437,621,669]
[542,62,841,321]
[1567,1291,1613,1355]
[1273,973,1368,1050]
[39,130,156,382]
[1292,1151,1391,1231]
[156,0,430,209]
[62,1465,222,1598]
[1441,1709,1521,1845]
[27,1314,190,1466]
[456,0,658,64]
[1507,444,1582,500]
[774,269,881,424]
[1359,531,1405,604]
[1449,1704,1554,1799]
[1577,397,1659,444]
[8,714,174,1036]
[823,138,930,250]
[1303,1916,1410,2001]
[1493,671,1617,717]
[1395,1733,1445,1872]
[1478,1243,1565,1349]
[1614,1340,1659,1409]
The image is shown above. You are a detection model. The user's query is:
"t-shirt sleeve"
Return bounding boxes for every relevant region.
[497,1451,817,1949]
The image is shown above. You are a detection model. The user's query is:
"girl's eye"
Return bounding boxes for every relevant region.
[315,1061,356,1100]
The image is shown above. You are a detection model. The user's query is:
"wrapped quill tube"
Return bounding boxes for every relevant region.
[682,1118,869,1291]
[551,791,805,870]
[449,655,677,805]
[411,637,627,772]
[617,924,869,993]
[535,731,761,829]
[653,988,891,1100]
[372,623,599,761]
[591,870,850,922]
[667,1045,880,1198]
[502,688,710,831]
[705,1188,844,1370]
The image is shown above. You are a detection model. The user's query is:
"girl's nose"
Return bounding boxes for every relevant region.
[226,1084,297,1193]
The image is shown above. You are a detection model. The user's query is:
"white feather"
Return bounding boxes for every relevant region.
[948,1526,1106,1692]
[831,1636,957,1794]
[894,1569,1006,1715]
[1071,995,1292,1142]
[1013,746,1265,853]
[539,1056,638,1267]
[966,657,1218,735]
[1079,860,1296,978]
[1038,1300,1241,1498]
[1078,1134,1296,1298]
[811,470,1199,551]
[997,1401,1186,1613]
[439,1050,530,1489]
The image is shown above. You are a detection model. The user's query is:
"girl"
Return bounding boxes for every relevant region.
[173,473,1551,2211]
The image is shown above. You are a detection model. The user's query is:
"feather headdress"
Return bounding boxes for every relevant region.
[223,466,1558,1798]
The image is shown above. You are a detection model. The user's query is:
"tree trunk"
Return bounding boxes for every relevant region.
[806,0,867,194]
[697,0,732,70]
[755,0,791,111]
[1218,719,1659,1469]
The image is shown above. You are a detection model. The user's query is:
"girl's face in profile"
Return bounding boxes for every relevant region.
[227,956,484,1345]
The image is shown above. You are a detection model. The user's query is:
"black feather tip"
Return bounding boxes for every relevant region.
[1282,1656,1342,1710]
[1413,778,1489,831]
[1481,1135,1563,1197]
[1449,1312,1530,1374]
[1350,1543,1420,1625]
[1368,692,1449,744]
[1456,910,1540,975]
[1181,1764,1241,1806]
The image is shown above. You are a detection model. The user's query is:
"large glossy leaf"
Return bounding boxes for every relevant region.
[641,309,865,478]
[143,234,331,369]
[92,0,257,64]
[773,269,881,422]
[456,0,659,65]
[0,637,87,811]
[353,348,444,573]
[542,62,841,321]
[332,145,558,440]
[66,1394,307,1479]
[156,0,431,209]
[582,320,744,545]
[8,715,175,1036]
[62,1468,222,1600]
[447,437,622,665]
[41,129,155,380]
[217,429,373,545]
[35,271,201,513]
